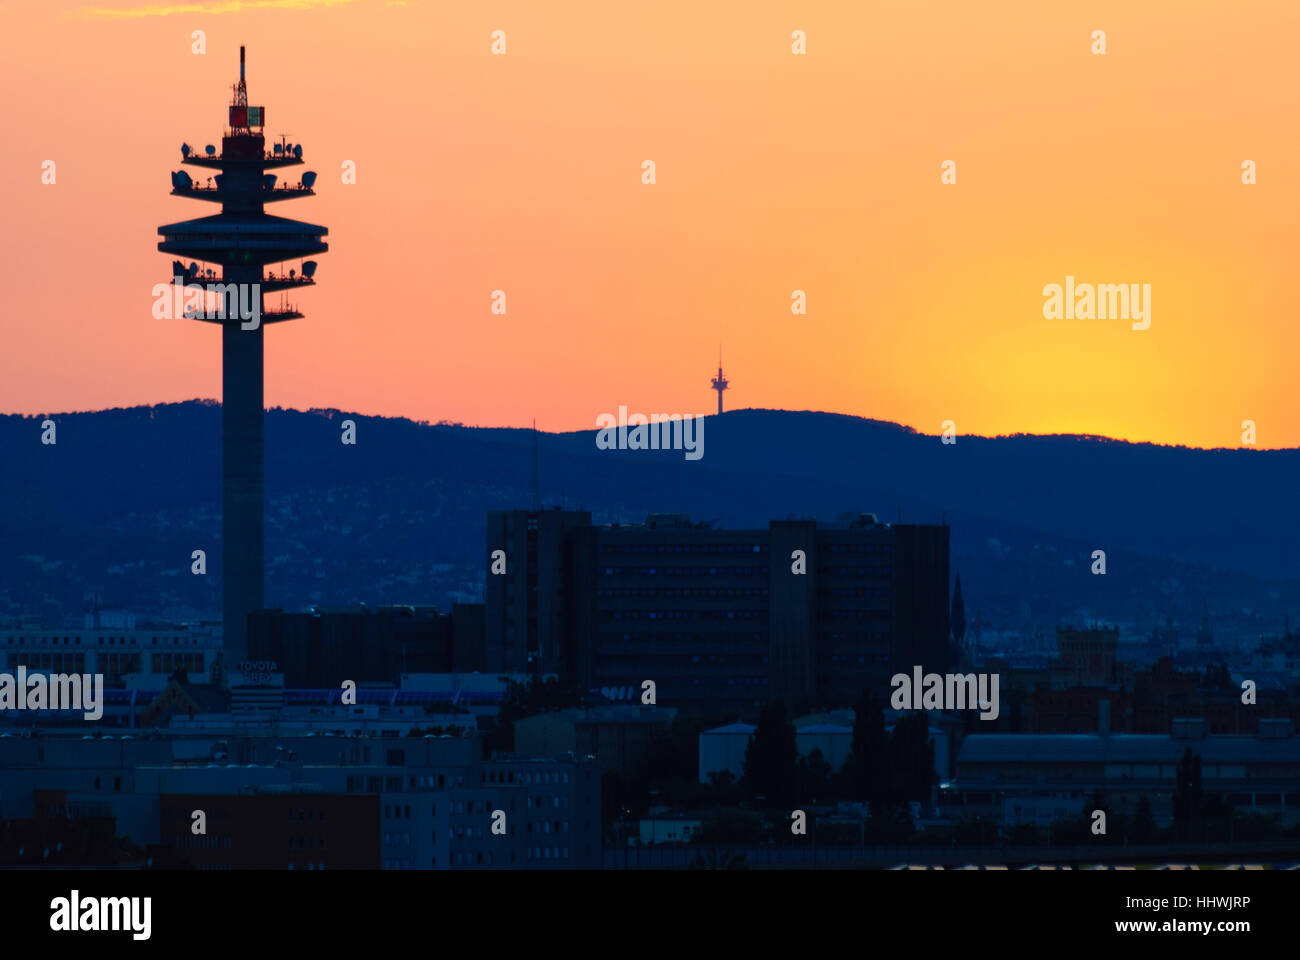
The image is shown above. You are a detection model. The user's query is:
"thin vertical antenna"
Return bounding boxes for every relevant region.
[235,46,248,108]
[531,419,540,509]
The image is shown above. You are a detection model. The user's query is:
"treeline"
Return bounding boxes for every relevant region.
[601,690,939,844]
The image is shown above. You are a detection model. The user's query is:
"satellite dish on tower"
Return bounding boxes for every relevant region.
[181,143,191,158]
[263,174,277,190]
[302,261,317,278]
[214,175,224,189]
[176,170,192,189]
[301,171,317,188]
[204,144,216,156]
[273,143,283,155]
[292,144,303,159]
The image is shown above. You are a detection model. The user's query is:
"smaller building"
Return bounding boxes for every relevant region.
[514,705,677,778]
[638,813,703,845]
[794,724,853,772]
[160,790,381,869]
[698,723,756,784]
[945,719,1300,828]
[698,716,873,782]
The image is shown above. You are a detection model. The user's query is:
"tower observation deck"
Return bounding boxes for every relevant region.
[158,47,328,667]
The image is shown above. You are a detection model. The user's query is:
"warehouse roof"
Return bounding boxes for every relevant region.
[957,733,1300,765]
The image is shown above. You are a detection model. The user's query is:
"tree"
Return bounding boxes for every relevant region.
[843,689,890,808]
[1173,747,1203,841]
[689,848,749,870]
[1132,795,1157,844]
[483,674,584,755]
[953,816,990,846]
[1200,793,1234,843]
[707,770,736,790]
[889,711,936,807]
[742,700,799,809]
[1233,811,1281,843]
[601,771,630,844]
[865,803,916,843]
[1004,822,1042,846]
[692,812,764,846]
[796,748,833,804]
[1088,791,1127,844]
[1049,817,1090,845]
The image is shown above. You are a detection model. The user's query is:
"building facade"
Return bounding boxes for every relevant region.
[486,509,951,716]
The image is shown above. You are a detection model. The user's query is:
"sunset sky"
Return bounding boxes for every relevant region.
[1,0,1297,448]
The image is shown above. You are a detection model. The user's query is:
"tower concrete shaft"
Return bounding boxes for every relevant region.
[221,262,265,666]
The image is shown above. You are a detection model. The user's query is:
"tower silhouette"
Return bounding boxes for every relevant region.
[158,47,328,667]
[710,348,729,415]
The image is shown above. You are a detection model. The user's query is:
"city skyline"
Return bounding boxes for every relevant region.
[3,0,1298,924]
[2,0,1298,448]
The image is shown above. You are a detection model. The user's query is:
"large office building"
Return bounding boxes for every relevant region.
[486,509,951,716]
[484,509,592,676]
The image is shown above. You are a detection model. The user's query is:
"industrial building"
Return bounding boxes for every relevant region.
[943,718,1300,828]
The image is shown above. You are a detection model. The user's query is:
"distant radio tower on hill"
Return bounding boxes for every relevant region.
[711,348,729,415]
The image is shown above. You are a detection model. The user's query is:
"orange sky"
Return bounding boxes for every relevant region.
[1,0,1297,448]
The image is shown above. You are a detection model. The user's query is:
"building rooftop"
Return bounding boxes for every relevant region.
[520,705,676,726]
[702,723,756,736]
[958,732,1300,765]
[797,723,853,735]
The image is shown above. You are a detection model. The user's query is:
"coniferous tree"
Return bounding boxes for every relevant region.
[845,689,891,810]
[889,711,936,807]
[796,748,833,804]
[1132,795,1158,844]
[742,700,798,809]
[1173,748,1203,841]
